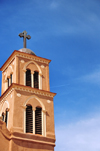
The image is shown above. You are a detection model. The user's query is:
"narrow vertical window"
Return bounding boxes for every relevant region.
[10,74,12,84]
[5,110,8,126]
[34,71,39,89]
[2,112,4,121]
[7,78,9,87]
[26,105,33,133]
[35,107,42,135]
[26,69,31,87]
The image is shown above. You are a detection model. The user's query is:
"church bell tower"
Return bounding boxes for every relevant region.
[0,31,56,151]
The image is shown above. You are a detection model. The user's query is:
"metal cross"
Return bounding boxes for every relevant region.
[19,31,31,48]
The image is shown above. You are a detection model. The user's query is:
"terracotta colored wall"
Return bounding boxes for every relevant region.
[18,56,50,91]
[1,58,15,94]
[0,121,11,151]
[0,90,15,131]
[13,89,55,138]
[11,139,54,151]
[0,132,9,151]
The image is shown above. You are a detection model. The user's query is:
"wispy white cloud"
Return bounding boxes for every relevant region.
[55,115,100,151]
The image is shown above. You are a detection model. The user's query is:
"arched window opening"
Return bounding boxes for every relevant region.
[35,107,42,135]
[26,105,33,133]
[34,71,39,89]
[2,112,4,121]
[26,69,31,87]
[5,110,8,126]
[7,78,9,87]
[10,74,12,84]
[7,74,12,88]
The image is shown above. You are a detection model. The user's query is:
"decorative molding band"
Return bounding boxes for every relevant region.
[0,129,55,146]
[0,129,11,140]
[16,54,49,64]
[0,88,14,104]
[11,135,55,146]
[2,57,15,72]
[14,87,54,98]
[0,84,56,104]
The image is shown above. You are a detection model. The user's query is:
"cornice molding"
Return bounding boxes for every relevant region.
[11,135,55,146]
[0,83,56,102]
[0,50,51,72]
[2,57,15,72]
[0,123,55,146]
[14,84,56,98]
[0,88,14,104]
[17,53,49,64]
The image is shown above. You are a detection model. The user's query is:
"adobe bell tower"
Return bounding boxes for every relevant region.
[0,31,56,151]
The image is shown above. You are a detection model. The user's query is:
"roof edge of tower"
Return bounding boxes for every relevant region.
[0,50,51,72]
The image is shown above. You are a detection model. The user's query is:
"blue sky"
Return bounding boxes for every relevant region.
[0,0,100,150]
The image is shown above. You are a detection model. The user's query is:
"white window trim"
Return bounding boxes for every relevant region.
[33,108,35,134]
[5,80,8,91]
[3,113,6,122]
[42,110,46,136]
[9,77,11,86]
[24,110,26,133]
[31,72,34,88]
[24,70,26,86]
[23,106,27,133]
[39,73,42,90]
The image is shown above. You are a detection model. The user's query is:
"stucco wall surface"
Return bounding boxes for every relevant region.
[11,139,54,151]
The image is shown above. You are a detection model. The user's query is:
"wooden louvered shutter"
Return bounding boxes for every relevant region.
[5,111,8,126]
[26,69,31,87]
[34,71,39,89]
[35,107,42,135]
[26,105,33,133]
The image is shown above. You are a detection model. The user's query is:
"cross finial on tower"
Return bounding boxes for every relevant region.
[19,31,31,48]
